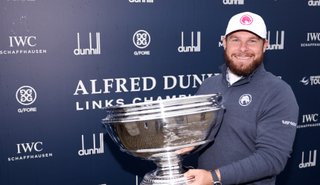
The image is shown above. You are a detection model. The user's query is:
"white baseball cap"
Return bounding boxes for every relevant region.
[225,12,267,39]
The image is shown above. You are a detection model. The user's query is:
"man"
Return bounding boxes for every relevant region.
[184,12,299,185]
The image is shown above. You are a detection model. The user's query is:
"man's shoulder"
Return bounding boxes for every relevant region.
[201,74,224,87]
[197,74,225,95]
[256,71,296,101]
[261,71,291,88]
[204,74,223,82]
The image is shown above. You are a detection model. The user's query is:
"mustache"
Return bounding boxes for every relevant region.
[224,52,264,76]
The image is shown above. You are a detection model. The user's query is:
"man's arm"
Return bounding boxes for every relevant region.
[188,83,299,184]
[217,85,299,184]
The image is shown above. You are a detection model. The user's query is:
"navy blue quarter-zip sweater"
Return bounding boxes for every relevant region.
[196,63,299,185]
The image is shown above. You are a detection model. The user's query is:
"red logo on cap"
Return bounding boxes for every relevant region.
[240,15,253,25]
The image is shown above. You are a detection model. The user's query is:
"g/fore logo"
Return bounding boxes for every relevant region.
[308,0,320,6]
[16,85,37,113]
[223,0,244,5]
[16,85,37,106]
[133,30,151,55]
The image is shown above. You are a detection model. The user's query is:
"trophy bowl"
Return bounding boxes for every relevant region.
[102,94,224,185]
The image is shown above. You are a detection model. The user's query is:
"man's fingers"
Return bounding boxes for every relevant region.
[184,170,190,178]
[184,169,195,178]
[184,170,196,184]
[175,146,195,154]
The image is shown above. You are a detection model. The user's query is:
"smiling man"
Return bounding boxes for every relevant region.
[224,30,268,77]
[184,12,299,185]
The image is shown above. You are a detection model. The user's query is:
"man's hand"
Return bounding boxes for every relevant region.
[175,146,195,155]
[184,169,213,185]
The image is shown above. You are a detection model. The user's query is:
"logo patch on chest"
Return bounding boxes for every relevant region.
[239,94,252,106]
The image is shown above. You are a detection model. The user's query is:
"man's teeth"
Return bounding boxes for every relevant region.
[235,56,251,59]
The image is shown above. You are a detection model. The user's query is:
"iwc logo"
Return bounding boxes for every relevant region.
[239,94,252,106]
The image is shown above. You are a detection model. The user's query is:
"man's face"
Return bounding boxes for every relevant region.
[223,31,269,76]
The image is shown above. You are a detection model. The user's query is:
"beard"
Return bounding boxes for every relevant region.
[224,52,264,76]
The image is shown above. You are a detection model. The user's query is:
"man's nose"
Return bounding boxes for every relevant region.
[239,42,248,52]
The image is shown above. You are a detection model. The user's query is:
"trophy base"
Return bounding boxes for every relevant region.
[141,170,190,185]
[140,152,194,185]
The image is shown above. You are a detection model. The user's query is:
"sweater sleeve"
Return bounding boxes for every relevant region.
[219,84,299,184]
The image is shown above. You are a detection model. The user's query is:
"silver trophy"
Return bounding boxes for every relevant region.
[102,94,224,185]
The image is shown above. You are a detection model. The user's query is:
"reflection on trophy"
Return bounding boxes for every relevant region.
[102,94,224,185]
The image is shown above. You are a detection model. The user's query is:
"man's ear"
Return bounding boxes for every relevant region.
[222,37,227,50]
[263,40,269,53]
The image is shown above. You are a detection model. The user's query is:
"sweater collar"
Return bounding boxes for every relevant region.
[220,63,266,86]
